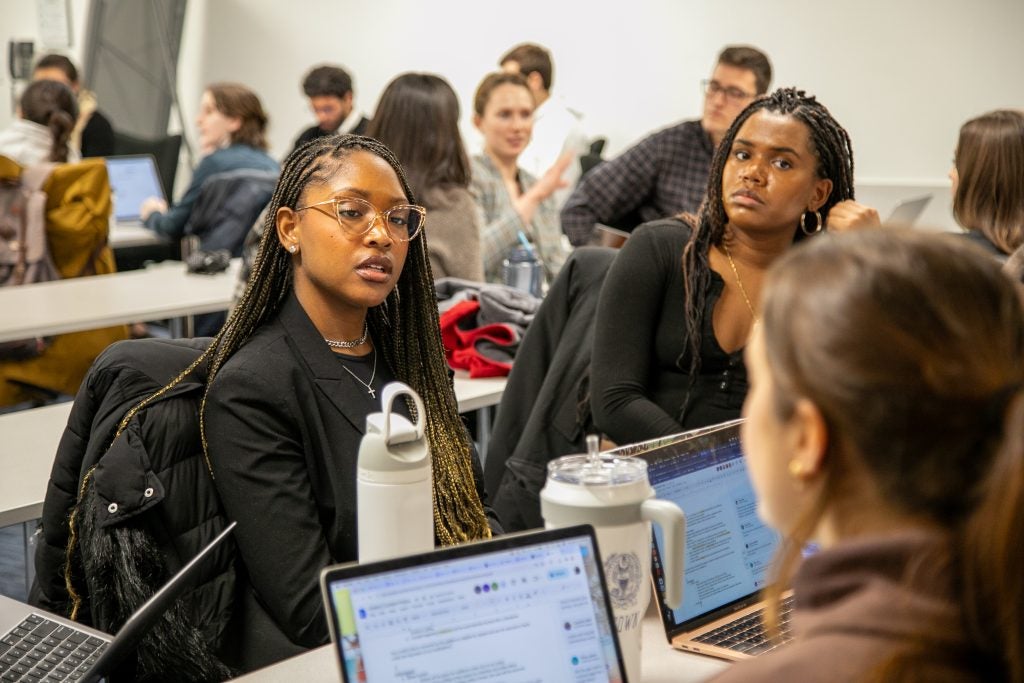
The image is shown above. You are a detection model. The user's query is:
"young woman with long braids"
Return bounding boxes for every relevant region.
[590,88,858,445]
[711,229,1024,682]
[192,134,493,667]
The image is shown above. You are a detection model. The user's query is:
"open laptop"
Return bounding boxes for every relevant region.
[105,155,166,224]
[0,521,236,683]
[612,420,794,661]
[321,525,628,682]
[885,194,932,226]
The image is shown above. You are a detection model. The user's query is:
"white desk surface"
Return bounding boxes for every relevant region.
[109,222,166,249]
[232,609,730,682]
[0,259,240,344]
[0,402,68,528]
[451,372,507,413]
[0,375,506,529]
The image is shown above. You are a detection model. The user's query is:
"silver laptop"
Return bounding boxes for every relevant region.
[886,194,932,226]
[105,155,166,224]
[321,525,629,682]
[0,522,235,682]
[614,420,796,661]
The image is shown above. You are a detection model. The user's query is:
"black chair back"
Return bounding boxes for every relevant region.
[111,132,183,199]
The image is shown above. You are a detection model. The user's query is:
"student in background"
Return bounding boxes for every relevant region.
[715,229,1024,682]
[201,135,495,669]
[827,110,1024,276]
[950,110,1024,275]
[289,65,370,156]
[590,88,856,446]
[0,79,79,165]
[32,53,115,158]
[470,71,571,284]
[140,82,278,240]
[365,73,483,281]
[499,43,588,209]
[560,45,772,245]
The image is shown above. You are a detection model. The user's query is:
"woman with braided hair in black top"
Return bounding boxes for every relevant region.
[114,134,497,670]
[591,88,860,445]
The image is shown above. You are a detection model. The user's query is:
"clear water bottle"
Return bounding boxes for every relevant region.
[502,246,542,297]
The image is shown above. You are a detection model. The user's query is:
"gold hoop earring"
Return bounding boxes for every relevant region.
[800,210,823,236]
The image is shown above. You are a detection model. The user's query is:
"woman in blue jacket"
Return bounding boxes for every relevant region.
[140,82,278,238]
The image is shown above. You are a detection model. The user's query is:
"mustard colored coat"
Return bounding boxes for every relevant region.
[0,156,128,406]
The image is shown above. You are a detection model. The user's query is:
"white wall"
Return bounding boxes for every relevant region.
[0,0,91,126]
[5,0,1023,218]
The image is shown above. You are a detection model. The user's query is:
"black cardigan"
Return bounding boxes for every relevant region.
[590,218,747,444]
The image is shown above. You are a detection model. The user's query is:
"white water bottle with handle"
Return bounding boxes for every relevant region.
[357,382,433,563]
[541,436,686,683]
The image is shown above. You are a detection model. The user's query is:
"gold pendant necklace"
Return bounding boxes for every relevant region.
[722,242,758,321]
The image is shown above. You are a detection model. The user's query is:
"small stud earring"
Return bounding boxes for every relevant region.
[788,460,806,478]
[288,244,297,253]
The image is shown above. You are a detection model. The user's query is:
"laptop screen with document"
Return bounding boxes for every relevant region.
[321,526,627,682]
[105,155,166,223]
[647,424,779,631]
[610,420,782,639]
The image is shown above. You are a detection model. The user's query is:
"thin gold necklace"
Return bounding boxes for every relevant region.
[722,242,758,321]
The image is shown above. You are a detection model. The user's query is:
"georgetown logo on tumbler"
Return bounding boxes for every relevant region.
[605,552,641,610]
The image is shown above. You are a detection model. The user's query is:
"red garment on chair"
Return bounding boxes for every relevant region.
[439,299,517,377]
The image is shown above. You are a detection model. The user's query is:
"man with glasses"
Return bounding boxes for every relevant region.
[560,45,772,246]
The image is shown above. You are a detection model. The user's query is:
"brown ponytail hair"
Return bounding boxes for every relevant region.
[759,229,1024,680]
[19,79,78,162]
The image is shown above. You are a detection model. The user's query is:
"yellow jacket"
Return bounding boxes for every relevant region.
[0,156,128,406]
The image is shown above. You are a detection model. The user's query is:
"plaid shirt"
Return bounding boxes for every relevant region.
[470,154,569,284]
[560,119,714,245]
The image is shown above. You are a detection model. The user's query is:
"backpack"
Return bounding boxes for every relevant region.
[0,161,58,359]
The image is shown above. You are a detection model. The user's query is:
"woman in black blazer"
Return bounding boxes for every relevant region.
[195,135,494,670]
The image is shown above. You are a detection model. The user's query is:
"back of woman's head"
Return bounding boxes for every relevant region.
[953,110,1024,257]
[366,73,470,199]
[207,82,269,150]
[762,229,1024,680]
[19,79,78,162]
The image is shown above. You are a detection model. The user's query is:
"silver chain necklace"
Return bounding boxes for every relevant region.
[324,322,368,349]
[340,350,377,399]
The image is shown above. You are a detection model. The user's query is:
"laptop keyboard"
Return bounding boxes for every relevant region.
[0,614,108,682]
[693,595,795,656]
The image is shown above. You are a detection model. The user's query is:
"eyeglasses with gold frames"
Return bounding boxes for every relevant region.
[295,196,426,242]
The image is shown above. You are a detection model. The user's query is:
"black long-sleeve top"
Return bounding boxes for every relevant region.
[590,218,747,445]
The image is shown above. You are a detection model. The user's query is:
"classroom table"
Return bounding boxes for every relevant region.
[230,606,731,682]
[0,374,508,529]
[0,259,240,344]
[108,222,166,249]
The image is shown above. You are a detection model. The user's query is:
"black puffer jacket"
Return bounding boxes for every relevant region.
[29,337,235,681]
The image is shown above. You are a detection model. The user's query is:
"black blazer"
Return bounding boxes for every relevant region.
[205,292,491,668]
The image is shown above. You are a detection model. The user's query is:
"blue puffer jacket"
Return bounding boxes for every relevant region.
[29,337,235,681]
